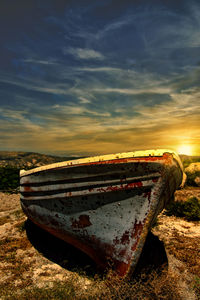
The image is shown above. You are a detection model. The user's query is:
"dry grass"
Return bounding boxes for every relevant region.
[0,236,33,297]
[0,267,185,300]
[15,220,26,232]
[1,280,76,300]
[85,268,181,300]
[0,210,24,226]
[0,215,11,225]
[167,232,200,278]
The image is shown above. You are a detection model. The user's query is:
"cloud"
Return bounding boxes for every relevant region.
[0,74,72,97]
[63,47,105,60]
[51,104,111,117]
[22,58,58,65]
[92,87,172,95]
[79,97,91,104]
[77,67,122,73]
[94,16,133,40]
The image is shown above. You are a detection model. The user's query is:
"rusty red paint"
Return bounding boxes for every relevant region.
[144,191,151,202]
[131,221,144,251]
[114,260,130,277]
[120,230,130,245]
[118,249,127,257]
[88,234,132,276]
[77,155,168,167]
[113,230,131,246]
[96,181,143,193]
[162,153,173,164]
[133,221,143,239]
[152,178,159,183]
[24,185,32,193]
[128,181,143,188]
[71,215,92,229]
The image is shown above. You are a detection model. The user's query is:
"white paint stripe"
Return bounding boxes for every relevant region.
[20,173,160,192]
[20,179,154,201]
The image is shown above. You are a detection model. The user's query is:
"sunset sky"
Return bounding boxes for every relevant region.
[0,0,200,156]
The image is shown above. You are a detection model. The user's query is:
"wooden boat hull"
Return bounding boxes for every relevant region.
[20,150,183,277]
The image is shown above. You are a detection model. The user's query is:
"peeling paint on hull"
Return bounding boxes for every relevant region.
[20,149,183,277]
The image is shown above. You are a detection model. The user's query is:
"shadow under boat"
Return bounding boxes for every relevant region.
[25,219,168,278]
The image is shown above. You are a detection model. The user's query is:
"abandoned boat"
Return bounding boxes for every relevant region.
[20,149,183,277]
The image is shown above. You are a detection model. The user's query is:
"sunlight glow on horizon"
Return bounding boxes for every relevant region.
[177,145,193,156]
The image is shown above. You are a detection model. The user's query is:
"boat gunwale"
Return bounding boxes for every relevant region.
[20,149,182,178]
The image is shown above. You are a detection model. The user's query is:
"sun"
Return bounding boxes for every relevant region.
[177,145,193,156]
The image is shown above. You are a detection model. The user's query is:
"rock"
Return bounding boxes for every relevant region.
[185,162,200,186]
[185,162,200,174]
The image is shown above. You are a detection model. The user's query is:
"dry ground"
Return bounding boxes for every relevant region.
[0,189,199,299]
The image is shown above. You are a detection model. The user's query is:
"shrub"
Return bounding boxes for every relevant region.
[185,172,200,187]
[0,167,19,191]
[165,197,200,221]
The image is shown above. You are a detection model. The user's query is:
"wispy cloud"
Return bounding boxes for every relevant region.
[79,97,91,104]
[92,87,172,95]
[77,67,122,73]
[63,47,105,60]
[22,58,58,65]
[51,104,110,117]
[0,74,72,97]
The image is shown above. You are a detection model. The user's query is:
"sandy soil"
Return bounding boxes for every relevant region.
[0,189,199,299]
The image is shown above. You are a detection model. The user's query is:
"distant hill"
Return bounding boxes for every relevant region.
[0,151,80,170]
